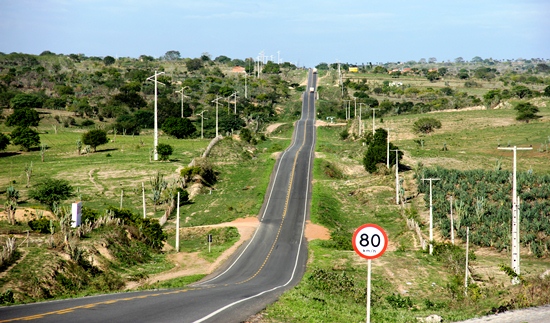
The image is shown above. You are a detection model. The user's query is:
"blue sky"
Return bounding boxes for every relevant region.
[0,0,548,67]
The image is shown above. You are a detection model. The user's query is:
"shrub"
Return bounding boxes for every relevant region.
[28,178,74,210]
[412,117,442,134]
[156,143,173,161]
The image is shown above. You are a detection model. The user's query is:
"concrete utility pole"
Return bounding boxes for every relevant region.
[359,103,367,135]
[422,178,440,255]
[498,146,532,284]
[391,149,400,205]
[353,97,357,118]
[386,128,392,168]
[175,86,189,118]
[371,108,380,136]
[212,96,223,137]
[230,91,238,114]
[146,71,165,161]
[343,100,351,120]
[197,110,207,139]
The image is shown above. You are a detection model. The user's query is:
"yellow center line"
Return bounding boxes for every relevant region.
[0,289,191,322]
[236,96,312,285]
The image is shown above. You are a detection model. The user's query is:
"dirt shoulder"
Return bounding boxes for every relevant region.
[125,217,329,290]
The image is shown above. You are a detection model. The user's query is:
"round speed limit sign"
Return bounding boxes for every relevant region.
[352,224,388,259]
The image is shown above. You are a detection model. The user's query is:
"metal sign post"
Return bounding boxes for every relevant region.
[208,234,212,253]
[353,224,388,323]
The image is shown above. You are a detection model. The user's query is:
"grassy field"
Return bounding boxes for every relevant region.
[259,100,550,322]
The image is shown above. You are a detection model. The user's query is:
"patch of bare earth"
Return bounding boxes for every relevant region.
[265,123,284,134]
[315,120,346,127]
[126,217,329,290]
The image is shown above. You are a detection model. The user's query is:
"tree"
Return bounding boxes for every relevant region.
[362,129,402,173]
[514,102,541,123]
[164,50,181,61]
[28,178,74,211]
[10,126,40,151]
[82,129,109,152]
[455,57,465,63]
[262,61,281,74]
[0,132,10,151]
[103,56,115,66]
[9,93,43,109]
[185,58,203,72]
[156,143,173,161]
[511,85,532,99]
[544,85,550,97]
[6,107,40,127]
[162,117,196,139]
[239,128,252,143]
[412,117,442,134]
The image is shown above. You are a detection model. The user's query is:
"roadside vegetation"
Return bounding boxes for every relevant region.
[0,51,302,304]
[1,52,550,322]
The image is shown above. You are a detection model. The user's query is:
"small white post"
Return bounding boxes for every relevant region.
[142,182,146,219]
[366,259,372,323]
[465,226,469,296]
[176,192,180,252]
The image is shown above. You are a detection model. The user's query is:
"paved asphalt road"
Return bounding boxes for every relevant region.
[0,70,318,323]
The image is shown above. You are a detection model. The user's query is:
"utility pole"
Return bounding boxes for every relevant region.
[391,149,400,205]
[422,178,440,255]
[386,128,392,168]
[353,97,357,118]
[343,100,351,120]
[498,145,532,284]
[371,108,380,136]
[197,110,207,139]
[146,71,165,161]
[230,91,238,114]
[359,103,367,135]
[212,96,223,137]
[175,86,189,118]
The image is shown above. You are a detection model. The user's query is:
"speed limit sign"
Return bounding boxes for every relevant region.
[352,223,388,259]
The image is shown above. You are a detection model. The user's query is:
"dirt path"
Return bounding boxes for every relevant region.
[125,217,329,290]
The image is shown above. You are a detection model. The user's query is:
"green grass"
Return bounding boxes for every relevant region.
[261,115,550,322]
[0,124,211,218]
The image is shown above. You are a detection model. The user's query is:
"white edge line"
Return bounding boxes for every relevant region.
[193,82,316,322]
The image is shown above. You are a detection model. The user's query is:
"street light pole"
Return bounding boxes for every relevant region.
[197,110,207,139]
[371,108,380,136]
[146,71,165,161]
[422,178,440,255]
[212,96,223,138]
[175,86,189,118]
[498,146,532,284]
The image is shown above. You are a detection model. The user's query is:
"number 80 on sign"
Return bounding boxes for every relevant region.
[352,224,388,259]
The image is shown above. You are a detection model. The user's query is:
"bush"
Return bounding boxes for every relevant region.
[28,178,74,210]
[412,117,442,134]
[81,119,95,127]
[82,129,109,152]
[28,218,57,234]
[156,143,173,161]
